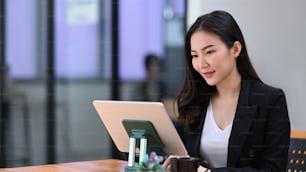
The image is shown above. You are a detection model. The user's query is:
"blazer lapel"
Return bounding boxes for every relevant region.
[227,80,258,167]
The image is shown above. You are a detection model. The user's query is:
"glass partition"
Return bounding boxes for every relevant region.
[1,0,186,167]
[3,0,112,167]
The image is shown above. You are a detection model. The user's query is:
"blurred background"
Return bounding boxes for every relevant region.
[0,0,186,167]
[1,0,306,168]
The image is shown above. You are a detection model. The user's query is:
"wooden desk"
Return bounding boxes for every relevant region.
[0,159,128,172]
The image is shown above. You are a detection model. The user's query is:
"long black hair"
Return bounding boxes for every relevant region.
[176,10,261,132]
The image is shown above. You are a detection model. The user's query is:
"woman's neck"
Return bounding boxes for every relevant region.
[215,70,241,98]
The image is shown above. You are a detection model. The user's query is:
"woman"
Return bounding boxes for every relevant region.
[162,10,290,172]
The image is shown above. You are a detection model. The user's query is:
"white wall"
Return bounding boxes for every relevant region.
[187,0,306,130]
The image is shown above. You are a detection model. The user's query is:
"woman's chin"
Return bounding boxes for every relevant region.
[205,80,217,86]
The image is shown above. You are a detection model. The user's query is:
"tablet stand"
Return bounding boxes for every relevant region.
[124,130,147,172]
[122,119,167,172]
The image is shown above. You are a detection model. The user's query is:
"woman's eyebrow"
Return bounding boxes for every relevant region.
[191,44,214,52]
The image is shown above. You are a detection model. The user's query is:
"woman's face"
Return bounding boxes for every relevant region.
[190,30,241,86]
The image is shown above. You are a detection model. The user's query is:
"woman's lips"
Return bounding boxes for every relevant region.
[203,71,215,78]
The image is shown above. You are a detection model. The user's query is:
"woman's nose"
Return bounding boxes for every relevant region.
[198,56,209,69]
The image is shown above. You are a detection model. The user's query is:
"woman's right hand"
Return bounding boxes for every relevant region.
[162,155,189,170]
[197,165,211,172]
[162,155,177,170]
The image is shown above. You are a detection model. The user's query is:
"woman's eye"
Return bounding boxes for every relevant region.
[206,50,214,55]
[191,54,198,58]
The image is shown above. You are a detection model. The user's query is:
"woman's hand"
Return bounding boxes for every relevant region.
[197,165,211,172]
[162,155,177,170]
[162,155,188,170]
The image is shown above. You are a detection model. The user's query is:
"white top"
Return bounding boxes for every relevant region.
[200,101,233,168]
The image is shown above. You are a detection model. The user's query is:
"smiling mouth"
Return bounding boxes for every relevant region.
[203,71,215,78]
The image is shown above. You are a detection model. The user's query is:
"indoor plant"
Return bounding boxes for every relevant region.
[138,152,164,172]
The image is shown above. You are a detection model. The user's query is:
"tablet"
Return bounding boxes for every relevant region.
[92,100,188,156]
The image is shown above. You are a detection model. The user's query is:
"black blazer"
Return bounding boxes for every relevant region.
[176,79,291,172]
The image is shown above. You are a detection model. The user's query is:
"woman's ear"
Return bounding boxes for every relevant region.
[231,41,242,58]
